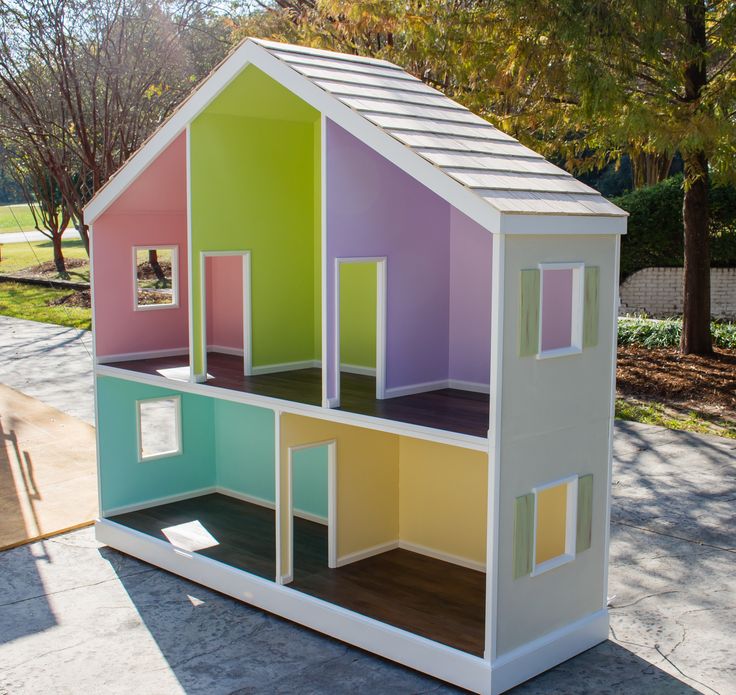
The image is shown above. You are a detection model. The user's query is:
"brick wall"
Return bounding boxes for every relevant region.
[619,267,736,319]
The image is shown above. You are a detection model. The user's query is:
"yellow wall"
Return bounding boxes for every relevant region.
[279,414,399,578]
[535,484,568,565]
[399,438,488,566]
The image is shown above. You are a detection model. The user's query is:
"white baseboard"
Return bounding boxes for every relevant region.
[251,360,320,376]
[217,488,274,508]
[399,541,486,573]
[448,379,490,394]
[384,379,448,398]
[102,486,217,517]
[95,519,491,694]
[207,345,244,356]
[490,608,609,694]
[293,509,328,525]
[97,347,189,364]
[340,363,376,377]
[336,540,399,567]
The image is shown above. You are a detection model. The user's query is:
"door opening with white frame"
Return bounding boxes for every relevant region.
[282,440,337,585]
[333,258,386,407]
[200,251,252,380]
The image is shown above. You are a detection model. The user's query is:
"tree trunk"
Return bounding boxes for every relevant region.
[148,249,166,283]
[681,152,712,354]
[51,230,68,278]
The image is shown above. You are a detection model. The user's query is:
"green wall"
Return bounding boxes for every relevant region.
[97,376,215,512]
[214,399,275,502]
[340,262,377,369]
[292,445,329,519]
[190,66,320,375]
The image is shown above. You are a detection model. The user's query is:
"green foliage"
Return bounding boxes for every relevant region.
[614,175,736,279]
[618,317,736,350]
[615,398,736,439]
[0,281,90,330]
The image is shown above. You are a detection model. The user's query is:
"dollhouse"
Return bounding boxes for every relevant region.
[87,38,626,694]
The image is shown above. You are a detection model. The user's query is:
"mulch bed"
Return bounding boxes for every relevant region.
[617,345,736,418]
[47,289,92,308]
[17,257,87,277]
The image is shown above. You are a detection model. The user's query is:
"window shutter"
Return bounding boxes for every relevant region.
[583,267,600,348]
[519,269,540,357]
[513,493,535,579]
[576,474,594,553]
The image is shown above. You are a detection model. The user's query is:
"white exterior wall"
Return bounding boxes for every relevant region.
[493,233,619,657]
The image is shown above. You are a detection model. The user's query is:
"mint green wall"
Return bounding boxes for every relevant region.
[340,262,377,369]
[190,66,320,375]
[96,376,215,513]
[214,399,275,502]
[292,445,328,519]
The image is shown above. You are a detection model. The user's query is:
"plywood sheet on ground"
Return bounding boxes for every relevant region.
[0,384,97,549]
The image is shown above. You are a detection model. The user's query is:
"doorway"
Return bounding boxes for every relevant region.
[200,251,251,378]
[333,257,386,406]
[283,440,336,584]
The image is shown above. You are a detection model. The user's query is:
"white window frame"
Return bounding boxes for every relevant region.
[132,244,180,311]
[136,395,183,462]
[537,262,585,359]
[530,474,578,576]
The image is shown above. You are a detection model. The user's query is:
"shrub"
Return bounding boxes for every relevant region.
[618,316,736,349]
[612,175,736,280]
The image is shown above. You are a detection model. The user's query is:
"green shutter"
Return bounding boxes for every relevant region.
[576,474,594,553]
[513,493,535,579]
[583,266,600,348]
[519,269,541,357]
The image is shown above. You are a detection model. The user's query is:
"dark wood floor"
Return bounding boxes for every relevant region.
[110,494,486,655]
[108,352,489,438]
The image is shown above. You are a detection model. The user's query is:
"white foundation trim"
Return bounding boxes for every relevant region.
[490,609,609,694]
[95,519,491,694]
[95,365,489,451]
[336,540,399,568]
[398,541,485,573]
[97,347,189,364]
[251,359,320,376]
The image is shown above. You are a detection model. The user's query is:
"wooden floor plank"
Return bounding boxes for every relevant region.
[107,353,490,438]
[109,494,486,655]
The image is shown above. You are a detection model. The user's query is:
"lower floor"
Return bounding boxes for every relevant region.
[111,493,486,656]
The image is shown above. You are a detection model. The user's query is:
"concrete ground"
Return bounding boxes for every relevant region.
[0,229,81,244]
[0,316,733,693]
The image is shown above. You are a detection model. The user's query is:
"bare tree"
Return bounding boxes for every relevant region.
[0,0,232,254]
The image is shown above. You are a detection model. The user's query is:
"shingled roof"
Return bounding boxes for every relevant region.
[85,38,625,223]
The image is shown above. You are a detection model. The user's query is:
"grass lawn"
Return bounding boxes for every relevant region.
[0,239,89,282]
[0,282,91,330]
[0,203,40,233]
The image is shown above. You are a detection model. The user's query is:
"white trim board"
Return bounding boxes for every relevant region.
[95,519,492,693]
[490,609,608,694]
[96,347,189,364]
[385,378,489,399]
[95,365,490,451]
[250,360,320,376]
[336,540,399,568]
[398,541,485,573]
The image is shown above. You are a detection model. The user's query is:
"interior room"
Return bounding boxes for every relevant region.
[92,133,190,364]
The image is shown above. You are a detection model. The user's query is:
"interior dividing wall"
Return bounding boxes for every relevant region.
[92,134,189,360]
[189,66,321,376]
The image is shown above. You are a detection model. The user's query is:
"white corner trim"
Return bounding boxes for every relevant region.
[96,347,190,364]
[95,519,491,694]
[398,541,485,573]
[490,609,608,694]
[336,540,399,568]
[250,360,321,376]
[384,379,449,399]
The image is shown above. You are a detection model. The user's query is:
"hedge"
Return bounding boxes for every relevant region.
[618,316,736,350]
[612,175,736,280]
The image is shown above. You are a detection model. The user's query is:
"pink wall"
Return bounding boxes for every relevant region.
[541,268,574,352]
[205,255,244,352]
[92,133,189,359]
[449,208,492,385]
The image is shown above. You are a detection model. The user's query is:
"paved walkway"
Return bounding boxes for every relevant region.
[0,315,733,693]
[0,229,80,245]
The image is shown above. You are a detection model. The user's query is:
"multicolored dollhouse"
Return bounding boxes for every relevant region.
[87,38,626,694]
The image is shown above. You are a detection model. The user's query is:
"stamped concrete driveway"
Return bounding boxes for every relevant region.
[0,316,733,693]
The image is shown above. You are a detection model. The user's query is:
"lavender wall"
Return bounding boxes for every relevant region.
[449,208,492,385]
[326,120,451,399]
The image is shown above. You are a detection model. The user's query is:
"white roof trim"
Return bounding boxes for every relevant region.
[85,38,626,231]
